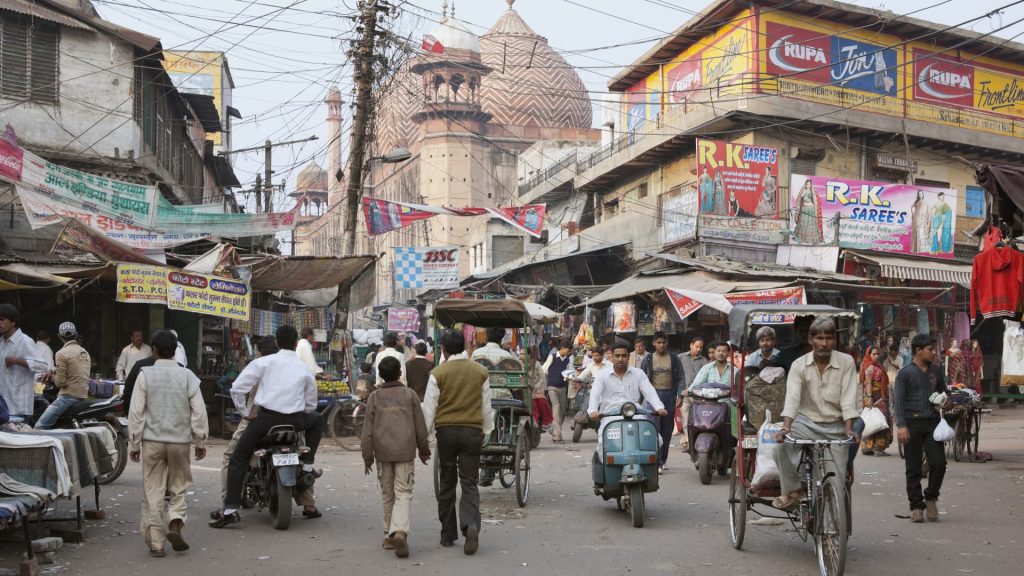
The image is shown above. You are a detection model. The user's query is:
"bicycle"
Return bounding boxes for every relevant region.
[785,436,855,576]
[323,396,366,451]
[951,404,982,462]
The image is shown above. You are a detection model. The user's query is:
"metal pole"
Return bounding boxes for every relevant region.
[264,140,273,213]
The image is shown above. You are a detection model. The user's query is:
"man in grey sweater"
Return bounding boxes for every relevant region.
[362,356,431,559]
[128,331,208,557]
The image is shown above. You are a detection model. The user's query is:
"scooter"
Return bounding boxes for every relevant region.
[687,385,733,485]
[592,402,659,528]
[569,377,598,443]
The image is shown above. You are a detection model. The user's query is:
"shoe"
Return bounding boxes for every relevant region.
[208,510,240,528]
[302,508,322,519]
[479,476,494,488]
[464,525,479,556]
[772,490,806,510]
[393,531,409,558]
[166,519,189,552]
[440,537,456,548]
[874,450,891,457]
[149,548,166,558]
[302,464,323,479]
[209,509,223,520]
[925,500,939,521]
[911,509,925,523]
[660,464,668,472]
[383,536,395,550]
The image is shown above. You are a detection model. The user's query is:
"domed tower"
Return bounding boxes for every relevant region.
[290,162,328,221]
[325,85,344,208]
[479,0,592,135]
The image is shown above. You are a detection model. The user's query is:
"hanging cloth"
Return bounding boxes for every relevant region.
[1000,320,1024,387]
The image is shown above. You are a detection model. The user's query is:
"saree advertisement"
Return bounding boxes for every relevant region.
[789,175,957,259]
[696,138,781,218]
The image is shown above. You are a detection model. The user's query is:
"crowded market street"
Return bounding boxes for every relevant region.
[3,409,1021,576]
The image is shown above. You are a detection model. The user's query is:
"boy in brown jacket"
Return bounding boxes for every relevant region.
[362,356,431,558]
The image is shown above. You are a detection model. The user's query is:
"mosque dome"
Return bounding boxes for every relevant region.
[295,162,328,194]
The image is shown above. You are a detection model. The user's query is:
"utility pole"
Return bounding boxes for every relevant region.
[264,140,273,213]
[254,173,263,213]
[341,0,382,256]
[217,135,318,214]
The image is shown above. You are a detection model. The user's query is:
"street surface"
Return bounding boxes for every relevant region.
[2,409,1022,576]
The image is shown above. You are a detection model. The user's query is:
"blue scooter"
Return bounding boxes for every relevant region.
[592,402,659,528]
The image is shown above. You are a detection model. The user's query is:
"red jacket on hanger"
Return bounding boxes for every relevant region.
[971,245,1024,322]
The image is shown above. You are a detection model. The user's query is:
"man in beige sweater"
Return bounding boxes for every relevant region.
[423,330,493,556]
[128,330,208,558]
[362,356,431,558]
[35,322,90,429]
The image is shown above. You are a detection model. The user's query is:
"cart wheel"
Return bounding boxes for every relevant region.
[628,484,644,528]
[953,417,965,462]
[515,427,530,507]
[729,464,747,549]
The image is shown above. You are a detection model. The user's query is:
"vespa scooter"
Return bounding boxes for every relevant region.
[592,402,659,527]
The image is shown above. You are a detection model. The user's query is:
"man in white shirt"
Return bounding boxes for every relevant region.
[34,330,55,381]
[0,304,49,422]
[588,341,666,458]
[116,329,152,381]
[297,327,324,376]
[472,327,517,366]
[374,332,407,386]
[170,330,188,368]
[210,325,323,528]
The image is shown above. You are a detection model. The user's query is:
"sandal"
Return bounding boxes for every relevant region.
[772,490,806,510]
[302,508,322,519]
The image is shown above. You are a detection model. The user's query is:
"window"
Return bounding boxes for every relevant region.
[637,182,648,199]
[0,13,60,104]
[790,157,817,176]
[658,185,682,227]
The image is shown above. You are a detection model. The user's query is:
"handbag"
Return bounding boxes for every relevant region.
[933,411,955,442]
[860,406,889,438]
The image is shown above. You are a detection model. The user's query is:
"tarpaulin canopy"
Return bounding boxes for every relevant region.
[433,299,555,328]
[844,251,972,288]
[248,255,375,291]
[975,163,1024,234]
[0,264,76,289]
[580,271,789,308]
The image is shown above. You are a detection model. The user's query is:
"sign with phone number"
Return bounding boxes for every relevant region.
[116,264,168,304]
[166,270,250,321]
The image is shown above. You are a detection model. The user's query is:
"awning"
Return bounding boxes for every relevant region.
[0,263,76,289]
[182,93,222,133]
[581,270,789,308]
[248,255,375,291]
[0,0,94,30]
[844,251,972,288]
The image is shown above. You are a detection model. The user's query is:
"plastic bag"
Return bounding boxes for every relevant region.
[860,406,889,438]
[752,410,783,489]
[933,412,955,442]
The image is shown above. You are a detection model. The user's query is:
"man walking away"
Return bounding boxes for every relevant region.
[0,304,48,423]
[892,334,949,523]
[116,329,151,381]
[374,332,407,387]
[35,322,90,429]
[362,357,431,558]
[405,342,434,402]
[127,330,208,557]
[641,332,684,471]
[542,340,573,442]
[423,330,493,555]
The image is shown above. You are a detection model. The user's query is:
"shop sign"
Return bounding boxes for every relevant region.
[666,286,805,320]
[699,215,787,244]
[394,246,460,289]
[166,270,250,321]
[387,307,420,332]
[789,174,957,259]
[116,264,169,304]
[873,153,917,173]
[696,139,781,220]
[964,185,985,218]
[661,188,699,244]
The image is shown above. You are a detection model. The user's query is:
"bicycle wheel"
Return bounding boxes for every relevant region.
[320,403,338,438]
[728,464,746,550]
[971,409,981,455]
[816,476,849,576]
[329,399,365,451]
[952,417,965,462]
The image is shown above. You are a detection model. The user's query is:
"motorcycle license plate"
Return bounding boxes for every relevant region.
[606,428,621,440]
[272,453,300,466]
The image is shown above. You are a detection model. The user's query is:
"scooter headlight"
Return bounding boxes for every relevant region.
[622,402,637,419]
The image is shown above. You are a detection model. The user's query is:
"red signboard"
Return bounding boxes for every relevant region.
[666,286,806,320]
[913,50,974,107]
[765,21,831,83]
[667,57,702,104]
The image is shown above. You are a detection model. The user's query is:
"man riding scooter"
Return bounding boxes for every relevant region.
[684,341,736,484]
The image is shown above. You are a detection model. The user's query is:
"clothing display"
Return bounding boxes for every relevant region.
[1001,320,1024,387]
[945,346,969,386]
[970,245,1024,322]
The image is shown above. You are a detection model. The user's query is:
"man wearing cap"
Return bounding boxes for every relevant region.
[35,322,91,429]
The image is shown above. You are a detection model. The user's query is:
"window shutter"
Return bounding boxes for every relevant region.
[29,22,59,104]
[0,14,59,103]
[1,13,30,100]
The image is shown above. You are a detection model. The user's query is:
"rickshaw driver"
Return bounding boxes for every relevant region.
[588,341,667,473]
[771,318,861,510]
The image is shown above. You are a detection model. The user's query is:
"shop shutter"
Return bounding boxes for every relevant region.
[791,157,817,176]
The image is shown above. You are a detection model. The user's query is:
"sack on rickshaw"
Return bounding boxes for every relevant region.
[752,410,784,490]
[745,367,787,430]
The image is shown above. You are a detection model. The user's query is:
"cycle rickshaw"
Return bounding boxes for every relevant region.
[431,299,553,507]
[726,304,859,576]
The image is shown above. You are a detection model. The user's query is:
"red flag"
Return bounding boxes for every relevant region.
[488,204,546,238]
[421,35,445,54]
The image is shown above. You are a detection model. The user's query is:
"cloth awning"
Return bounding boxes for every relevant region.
[248,255,375,291]
[844,251,972,288]
[0,263,77,289]
[581,270,789,308]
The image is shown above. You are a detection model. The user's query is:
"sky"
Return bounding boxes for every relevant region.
[90,0,1024,219]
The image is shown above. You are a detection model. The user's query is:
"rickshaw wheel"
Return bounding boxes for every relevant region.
[515,426,530,507]
[729,463,747,549]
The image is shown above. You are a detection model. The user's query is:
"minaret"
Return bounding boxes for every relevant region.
[325,85,344,209]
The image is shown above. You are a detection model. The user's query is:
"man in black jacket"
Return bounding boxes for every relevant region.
[892,333,949,523]
[641,332,684,471]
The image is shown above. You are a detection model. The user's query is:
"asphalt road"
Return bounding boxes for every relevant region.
[3,409,1022,576]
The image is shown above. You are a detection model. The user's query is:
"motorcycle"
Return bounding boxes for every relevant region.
[686,385,734,485]
[243,424,315,530]
[569,376,598,443]
[34,392,128,485]
[592,402,659,528]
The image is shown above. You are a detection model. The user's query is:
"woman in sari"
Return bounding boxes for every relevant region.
[860,346,893,456]
[793,179,823,244]
[712,172,728,215]
[910,190,931,253]
[968,339,984,397]
[699,171,714,213]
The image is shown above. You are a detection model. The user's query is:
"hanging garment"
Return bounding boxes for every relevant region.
[1000,320,1024,387]
[971,246,1024,322]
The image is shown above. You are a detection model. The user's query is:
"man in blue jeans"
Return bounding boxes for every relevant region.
[641,332,684,472]
[35,322,90,429]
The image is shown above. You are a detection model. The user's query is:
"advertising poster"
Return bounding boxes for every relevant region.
[116,264,169,304]
[163,51,225,145]
[165,270,251,321]
[393,246,461,290]
[661,188,699,245]
[696,139,780,218]
[364,198,546,238]
[789,174,957,259]
[625,80,648,133]
[665,286,806,320]
[610,301,636,333]
[387,307,420,332]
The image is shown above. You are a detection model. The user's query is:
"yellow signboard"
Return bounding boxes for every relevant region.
[702,22,752,98]
[116,264,169,304]
[165,269,250,321]
[163,51,224,145]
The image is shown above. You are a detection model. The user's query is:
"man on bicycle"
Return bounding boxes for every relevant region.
[772,317,860,510]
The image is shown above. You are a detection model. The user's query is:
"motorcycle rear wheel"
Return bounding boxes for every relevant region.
[271,476,292,530]
[95,425,128,485]
[572,422,584,443]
